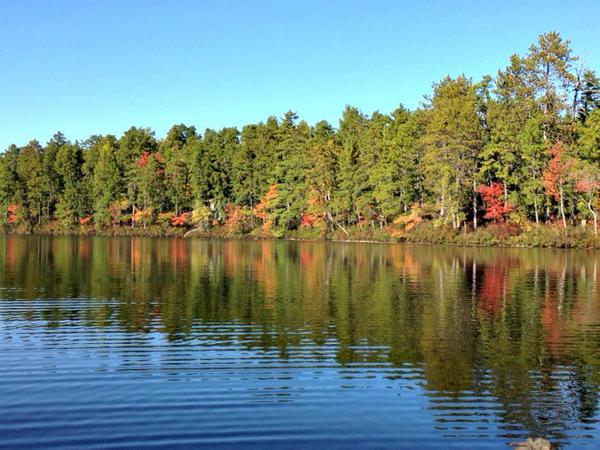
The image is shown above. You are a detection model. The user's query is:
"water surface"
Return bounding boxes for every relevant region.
[1,236,600,448]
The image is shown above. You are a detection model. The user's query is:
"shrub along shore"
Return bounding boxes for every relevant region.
[6,221,600,249]
[1,32,599,247]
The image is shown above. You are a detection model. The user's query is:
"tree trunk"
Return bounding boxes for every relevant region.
[559,186,567,228]
[250,195,255,228]
[534,197,539,228]
[336,221,349,236]
[572,71,581,117]
[587,201,598,236]
[473,180,477,230]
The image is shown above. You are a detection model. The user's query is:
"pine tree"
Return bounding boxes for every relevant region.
[524,32,578,141]
[370,106,421,224]
[420,76,485,228]
[16,140,45,226]
[304,121,338,231]
[161,125,197,216]
[0,145,20,225]
[333,106,367,225]
[118,127,158,218]
[578,109,600,162]
[574,70,600,121]
[55,143,85,225]
[92,138,122,227]
[270,112,310,232]
[134,151,164,227]
[42,132,67,219]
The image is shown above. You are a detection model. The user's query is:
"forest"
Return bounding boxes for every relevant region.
[1,32,599,246]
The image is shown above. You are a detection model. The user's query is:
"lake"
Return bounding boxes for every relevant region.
[1,236,599,449]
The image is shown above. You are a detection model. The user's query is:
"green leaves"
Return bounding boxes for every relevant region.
[420,76,484,226]
[92,138,121,227]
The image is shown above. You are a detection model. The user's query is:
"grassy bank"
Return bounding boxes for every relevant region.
[401,222,600,249]
[5,221,600,249]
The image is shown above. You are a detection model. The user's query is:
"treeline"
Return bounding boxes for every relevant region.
[1,32,599,241]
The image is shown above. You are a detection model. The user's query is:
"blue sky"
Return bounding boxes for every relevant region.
[0,0,599,149]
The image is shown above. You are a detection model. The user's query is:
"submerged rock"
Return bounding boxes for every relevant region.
[511,438,553,450]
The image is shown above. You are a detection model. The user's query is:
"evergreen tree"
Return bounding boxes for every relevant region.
[16,140,45,226]
[191,127,238,221]
[270,112,310,232]
[518,116,547,225]
[232,121,277,215]
[524,32,578,141]
[42,132,67,219]
[0,145,20,225]
[333,106,367,225]
[92,138,122,227]
[575,70,600,121]
[578,109,600,162]
[55,143,85,225]
[161,124,197,215]
[304,120,338,230]
[420,76,485,228]
[371,106,421,222]
[118,127,158,217]
[133,151,164,226]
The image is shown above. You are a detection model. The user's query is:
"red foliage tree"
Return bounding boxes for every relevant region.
[477,182,512,222]
[138,151,164,175]
[7,204,18,224]
[138,151,150,168]
[299,188,327,230]
[300,212,317,228]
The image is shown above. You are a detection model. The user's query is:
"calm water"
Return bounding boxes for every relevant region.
[1,236,600,449]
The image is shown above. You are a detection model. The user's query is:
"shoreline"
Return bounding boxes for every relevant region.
[3,224,599,250]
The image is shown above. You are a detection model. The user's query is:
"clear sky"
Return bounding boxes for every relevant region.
[1,0,599,149]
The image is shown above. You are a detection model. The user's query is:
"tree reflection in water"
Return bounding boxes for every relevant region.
[1,235,599,444]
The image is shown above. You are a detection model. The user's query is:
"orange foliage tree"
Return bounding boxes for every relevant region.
[254,185,278,234]
[170,212,190,226]
[224,204,251,235]
[299,188,326,230]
